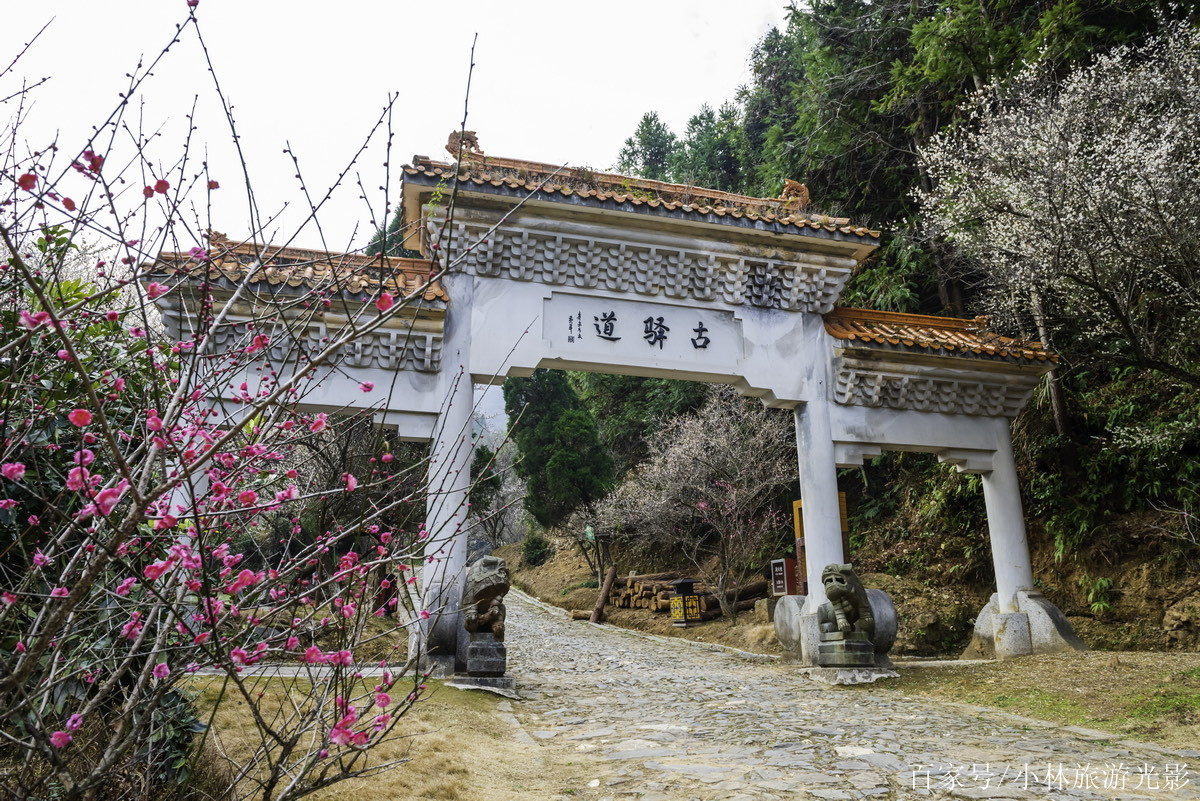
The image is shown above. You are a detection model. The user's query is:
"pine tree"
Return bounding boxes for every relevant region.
[615,112,678,181]
[503,370,614,528]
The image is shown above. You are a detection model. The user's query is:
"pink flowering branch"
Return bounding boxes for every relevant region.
[0,7,496,800]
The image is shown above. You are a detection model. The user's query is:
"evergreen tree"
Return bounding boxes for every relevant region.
[570,373,709,478]
[366,206,423,258]
[667,104,744,192]
[615,112,678,181]
[503,370,614,528]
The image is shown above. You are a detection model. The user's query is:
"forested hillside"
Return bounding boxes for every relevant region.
[503,1,1200,653]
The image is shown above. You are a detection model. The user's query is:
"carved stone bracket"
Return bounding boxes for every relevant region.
[342,331,442,372]
[834,442,994,474]
[208,319,442,373]
[833,357,1036,418]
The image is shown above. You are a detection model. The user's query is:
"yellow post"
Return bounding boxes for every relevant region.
[793,493,850,594]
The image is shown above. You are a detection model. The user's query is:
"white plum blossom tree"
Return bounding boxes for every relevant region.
[596,388,795,620]
[919,22,1200,390]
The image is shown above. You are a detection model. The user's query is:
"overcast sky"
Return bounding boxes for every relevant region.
[3,2,791,251]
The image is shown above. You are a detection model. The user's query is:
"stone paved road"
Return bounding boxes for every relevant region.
[503,591,1200,801]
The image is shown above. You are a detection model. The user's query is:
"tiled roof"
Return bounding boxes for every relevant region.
[824,308,1057,363]
[153,232,446,301]
[404,152,881,240]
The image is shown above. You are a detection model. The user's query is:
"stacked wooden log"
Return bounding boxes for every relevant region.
[605,573,770,621]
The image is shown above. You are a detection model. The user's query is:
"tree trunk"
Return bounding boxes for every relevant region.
[1030,286,1070,437]
[591,564,619,623]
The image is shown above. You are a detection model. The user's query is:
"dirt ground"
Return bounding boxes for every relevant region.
[193,676,600,801]
[304,684,598,801]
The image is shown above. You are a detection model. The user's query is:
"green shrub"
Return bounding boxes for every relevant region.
[523,532,551,566]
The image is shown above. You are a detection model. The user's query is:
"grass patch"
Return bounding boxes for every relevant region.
[559,578,600,596]
[874,652,1200,748]
[1129,667,1200,723]
[979,688,1092,722]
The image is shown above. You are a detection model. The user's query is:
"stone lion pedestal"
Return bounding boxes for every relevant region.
[450,555,517,695]
[775,564,899,685]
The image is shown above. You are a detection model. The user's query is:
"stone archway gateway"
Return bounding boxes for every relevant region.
[155,141,1083,673]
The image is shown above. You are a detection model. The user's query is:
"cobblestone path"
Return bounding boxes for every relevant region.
[502,591,1199,801]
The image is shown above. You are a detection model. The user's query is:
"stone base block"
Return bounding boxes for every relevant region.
[419,653,457,679]
[447,676,518,698]
[963,591,1087,660]
[866,589,898,656]
[799,666,900,686]
[993,612,1032,660]
[817,631,875,668]
[772,595,813,663]
[751,598,771,624]
[466,638,507,677]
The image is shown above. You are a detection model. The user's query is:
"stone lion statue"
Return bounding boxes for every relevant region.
[462,555,509,641]
[818,563,875,641]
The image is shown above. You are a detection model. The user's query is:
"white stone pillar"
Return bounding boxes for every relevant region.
[417,271,474,675]
[794,398,844,606]
[980,420,1036,613]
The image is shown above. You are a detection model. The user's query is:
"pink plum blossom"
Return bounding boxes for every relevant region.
[66,467,90,491]
[225,569,262,594]
[121,614,143,640]
[49,731,72,748]
[1,463,25,482]
[144,560,173,580]
[375,292,394,312]
[145,282,170,299]
[19,310,50,329]
[67,409,92,427]
[95,481,128,516]
[153,663,170,679]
